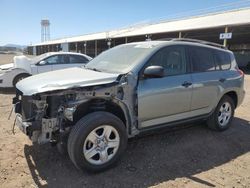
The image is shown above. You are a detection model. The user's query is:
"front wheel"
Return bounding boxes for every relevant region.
[207,95,235,131]
[67,112,127,172]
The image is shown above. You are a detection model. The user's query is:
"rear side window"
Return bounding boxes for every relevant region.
[189,47,215,72]
[214,51,231,70]
[69,55,88,64]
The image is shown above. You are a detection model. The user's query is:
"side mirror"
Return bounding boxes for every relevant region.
[143,66,164,78]
[39,60,46,65]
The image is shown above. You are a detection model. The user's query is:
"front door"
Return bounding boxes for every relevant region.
[137,45,193,128]
[51,55,69,71]
[36,55,60,73]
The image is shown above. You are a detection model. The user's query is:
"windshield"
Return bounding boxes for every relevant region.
[85,44,154,74]
[32,53,50,62]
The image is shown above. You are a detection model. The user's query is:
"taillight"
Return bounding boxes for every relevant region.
[236,66,244,76]
[238,69,244,76]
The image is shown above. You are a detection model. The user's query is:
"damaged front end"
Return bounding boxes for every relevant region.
[12,74,137,144]
[13,90,62,144]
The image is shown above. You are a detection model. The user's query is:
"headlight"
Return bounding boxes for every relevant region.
[0,68,12,74]
[5,69,13,73]
[64,106,76,121]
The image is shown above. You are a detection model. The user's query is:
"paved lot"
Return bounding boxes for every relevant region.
[0,54,250,187]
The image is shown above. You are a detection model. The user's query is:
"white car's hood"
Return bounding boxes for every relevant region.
[13,55,32,73]
[16,67,120,95]
[0,63,14,70]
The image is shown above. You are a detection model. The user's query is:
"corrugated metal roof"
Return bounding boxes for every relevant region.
[34,8,250,46]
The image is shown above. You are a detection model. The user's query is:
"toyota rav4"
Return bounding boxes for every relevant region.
[13,39,245,172]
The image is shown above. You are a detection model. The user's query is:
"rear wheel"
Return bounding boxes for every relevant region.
[13,73,30,87]
[67,112,127,172]
[207,95,235,131]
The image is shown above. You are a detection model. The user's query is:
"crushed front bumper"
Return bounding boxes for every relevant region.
[15,114,42,142]
[16,114,30,135]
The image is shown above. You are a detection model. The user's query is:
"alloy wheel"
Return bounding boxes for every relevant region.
[83,125,120,165]
[218,102,232,127]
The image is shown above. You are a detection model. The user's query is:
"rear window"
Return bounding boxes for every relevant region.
[213,51,231,70]
[190,47,215,72]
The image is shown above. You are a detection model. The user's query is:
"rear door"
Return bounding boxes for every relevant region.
[137,45,193,128]
[189,46,224,116]
[68,55,89,67]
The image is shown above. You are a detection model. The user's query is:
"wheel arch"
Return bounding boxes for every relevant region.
[223,91,238,108]
[12,72,31,86]
[73,98,130,129]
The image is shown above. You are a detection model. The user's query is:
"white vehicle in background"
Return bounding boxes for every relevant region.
[0,52,92,88]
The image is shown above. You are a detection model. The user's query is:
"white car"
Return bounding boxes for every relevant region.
[0,52,92,88]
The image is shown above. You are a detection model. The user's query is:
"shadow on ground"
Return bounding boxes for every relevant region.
[0,88,15,95]
[24,117,250,188]
[241,67,250,75]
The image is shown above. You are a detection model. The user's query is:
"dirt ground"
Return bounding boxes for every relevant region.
[0,54,250,188]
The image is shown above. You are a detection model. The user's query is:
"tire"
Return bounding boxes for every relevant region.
[67,111,127,172]
[207,95,235,131]
[13,73,30,87]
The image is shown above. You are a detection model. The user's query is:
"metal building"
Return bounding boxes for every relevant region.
[27,8,250,68]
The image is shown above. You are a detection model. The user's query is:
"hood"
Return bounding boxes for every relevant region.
[13,55,32,73]
[16,67,120,95]
[0,63,14,70]
[0,63,14,74]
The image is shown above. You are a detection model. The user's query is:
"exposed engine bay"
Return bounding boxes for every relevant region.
[13,74,138,144]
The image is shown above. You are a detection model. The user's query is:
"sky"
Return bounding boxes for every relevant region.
[0,0,249,46]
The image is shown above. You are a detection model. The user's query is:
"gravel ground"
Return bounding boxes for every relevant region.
[0,54,250,188]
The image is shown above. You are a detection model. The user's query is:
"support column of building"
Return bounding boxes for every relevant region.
[107,39,111,49]
[33,46,37,55]
[61,43,69,52]
[223,27,228,47]
[145,34,152,41]
[84,42,87,54]
[179,32,182,38]
[95,40,98,57]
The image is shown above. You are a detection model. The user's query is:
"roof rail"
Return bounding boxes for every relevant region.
[157,38,227,49]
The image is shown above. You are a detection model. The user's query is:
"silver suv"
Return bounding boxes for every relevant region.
[13,39,245,172]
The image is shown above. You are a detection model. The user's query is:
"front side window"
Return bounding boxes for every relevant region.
[147,46,186,76]
[44,55,67,64]
[190,47,215,72]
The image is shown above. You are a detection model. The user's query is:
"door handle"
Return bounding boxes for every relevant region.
[182,81,192,88]
[219,78,226,83]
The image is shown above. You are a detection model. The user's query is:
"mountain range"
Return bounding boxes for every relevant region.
[3,44,27,49]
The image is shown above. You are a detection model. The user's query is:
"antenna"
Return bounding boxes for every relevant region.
[41,19,50,42]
